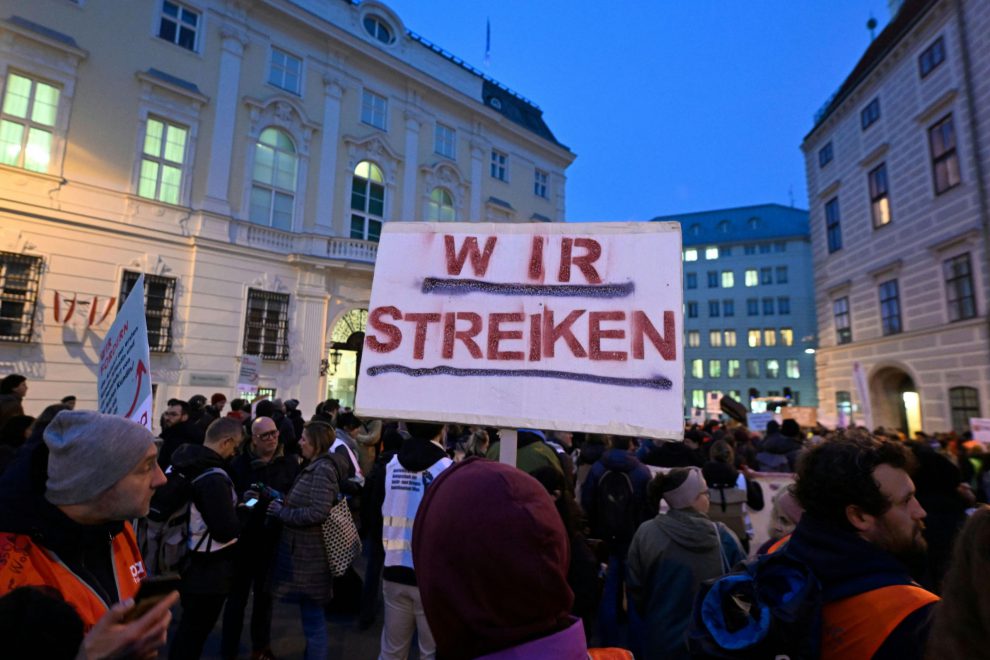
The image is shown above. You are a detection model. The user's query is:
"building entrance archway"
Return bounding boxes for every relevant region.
[869,366,921,436]
[325,308,366,409]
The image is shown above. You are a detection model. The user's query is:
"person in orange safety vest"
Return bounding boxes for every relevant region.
[0,410,177,659]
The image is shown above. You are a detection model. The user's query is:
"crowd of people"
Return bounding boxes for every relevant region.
[0,373,988,659]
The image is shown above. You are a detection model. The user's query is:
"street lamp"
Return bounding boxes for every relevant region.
[319,348,343,376]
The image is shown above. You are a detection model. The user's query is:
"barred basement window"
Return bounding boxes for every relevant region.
[244,289,290,360]
[120,271,176,352]
[0,252,42,342]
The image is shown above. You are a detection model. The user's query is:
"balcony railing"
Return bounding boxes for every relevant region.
[229,221,377,265]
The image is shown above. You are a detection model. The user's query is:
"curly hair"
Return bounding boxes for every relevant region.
[793,436,915,531]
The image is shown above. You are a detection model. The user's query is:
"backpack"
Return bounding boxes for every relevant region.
[688,550,822,659]
[140,466,227,576]
[594,469,636,547]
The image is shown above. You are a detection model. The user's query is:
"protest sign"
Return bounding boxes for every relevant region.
[746,411,775,432]
[238,354,260,391]
[355,222,684,439]
[781,406,818,428]
[706,392,722,415]
[98,274,153,429]
[972,418,990,447]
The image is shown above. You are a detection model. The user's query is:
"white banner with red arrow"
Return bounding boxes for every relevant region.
[98,274,153,429]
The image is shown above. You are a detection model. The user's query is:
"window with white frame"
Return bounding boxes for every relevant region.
[138,117,188,205]
[786,359,800,379]
[687,330,700,347]
[745,269,758,287]
[363,15,394,44]
[0,72,61,173]
[120,271,176,353]
[490,149,507,181]
[351,160,385,241]
[427,187,455,222]
[534,168,548,198]
[721,271,734,288]
[361,89,387,130]
[249,127,297,230]
[269,47,302,95]
[157,0,200,51]
[724,330,737,347]
[709,330,722,347]
[243,289,290,360]
[434,122,455,159]
[0,251,42,343]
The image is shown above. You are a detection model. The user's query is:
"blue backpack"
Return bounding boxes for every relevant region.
[688,550,822,659]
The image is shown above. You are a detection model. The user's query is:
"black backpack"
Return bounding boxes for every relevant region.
[594,469,636,546]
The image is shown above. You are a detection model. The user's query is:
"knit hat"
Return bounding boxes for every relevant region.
[412,458,573,660]
[662,466,709,510]
[211,392,226,405]
[44,410,156,505]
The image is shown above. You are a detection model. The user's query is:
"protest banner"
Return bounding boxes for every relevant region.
[238,354,261,392]
[355,222,684,439]
[706,392,722,416]
[746,411,775,433]
[781,406,818,428]
[98,274,153,429]
[971,418,990,447]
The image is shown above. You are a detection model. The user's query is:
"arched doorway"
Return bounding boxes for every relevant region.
[869,366,922,436]
[325,308,366,409]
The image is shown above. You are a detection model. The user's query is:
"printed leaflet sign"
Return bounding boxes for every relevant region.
[98,274,153,429]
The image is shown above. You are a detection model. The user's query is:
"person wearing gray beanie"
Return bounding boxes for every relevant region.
[44,410,158,510]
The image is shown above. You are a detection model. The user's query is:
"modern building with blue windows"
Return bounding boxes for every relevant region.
[651,204,818,418]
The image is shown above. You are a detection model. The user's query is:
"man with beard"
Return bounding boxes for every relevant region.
[784,435,938,659]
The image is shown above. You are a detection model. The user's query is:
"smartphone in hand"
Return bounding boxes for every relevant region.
[122,574,181,622]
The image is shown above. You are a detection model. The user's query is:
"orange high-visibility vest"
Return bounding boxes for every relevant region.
[766,533,791,554]
[0,522,145,630]
[821,584,939,659]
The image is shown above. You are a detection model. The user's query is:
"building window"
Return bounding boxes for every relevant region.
[705,247,719,260]
[158,1,199,51]
[949,386,980,433]
[244,289,290,360]
[709,330,722,347]
[834,296,852,344]
[692,390,705,409]
[744,244,756,255]
[717,220,730,233]
[868,162,891,228]
[689,224,701,237]
[708,300,720,317]
[919,36,945,78]
[361,89,388,130]
[434,122,455,159]
[745,269,758,287]
[724,330,737,347]
[690,359,703,379]
[721,271,734,288]
[775,266,788,284]
[762,298,774,315]
[249,128,297,230]
[722,300,734,317]
[707,271,719,288]
[723,247,732,257]
[687,330,700,347]
[427,187,455,222]
[351,160,385,241]
[747,298,759,316]
[773,242,786,253]
[363,15,394,44]
[684,249,698,262]
[747,329,761,348]
[120,271,176,353]
[780,328,793,346]
[765,359,780,379]
[708,360,721,378]
[786,359,800,379]
[760,267,772,285]
[685,272,697,289]
[879,279,902,336]
[825,196,842,253]
[818,141,833,168]
[727,359,740,378]
[138,117,188,205]
[944,253,976,321]
[778,297,791,315]
[269,48,302,95]
[0,252,42,343]
[0,72,61,173]
[489,149,509,181]
[764,328,777,347]
[534,168,548,198]
[746,359,760,378]
[837,391,853,418]
[861,97,880,130]
[929,115,960,195]
[687,302,698,318]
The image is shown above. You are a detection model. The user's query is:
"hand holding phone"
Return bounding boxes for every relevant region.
[243,497,259,508]
[121,574,181,623]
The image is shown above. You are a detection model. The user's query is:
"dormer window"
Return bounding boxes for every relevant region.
[363,16,394,44]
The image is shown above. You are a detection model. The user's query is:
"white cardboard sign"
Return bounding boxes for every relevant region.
[355,222,684,439]
[98,274,153,429]
[971,418,990,446]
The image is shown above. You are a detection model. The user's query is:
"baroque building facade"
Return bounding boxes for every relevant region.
[801,0,989,432]
[0,0,574,418]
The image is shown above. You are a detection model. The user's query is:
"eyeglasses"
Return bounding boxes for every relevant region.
[255,430,279,439]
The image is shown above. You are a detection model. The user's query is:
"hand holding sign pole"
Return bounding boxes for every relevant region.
[356,222,684,450]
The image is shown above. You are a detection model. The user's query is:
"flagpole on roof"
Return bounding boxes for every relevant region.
[484,17,491,67]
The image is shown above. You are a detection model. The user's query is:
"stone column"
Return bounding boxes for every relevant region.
[469,142,485,222]
[294,270,330,416]
[400,112,422,221]
[203,25,248,216]
[315,77,344,233]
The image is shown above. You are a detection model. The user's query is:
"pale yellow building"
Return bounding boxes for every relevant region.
[0,0,574,419]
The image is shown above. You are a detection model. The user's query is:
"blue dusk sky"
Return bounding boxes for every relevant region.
[385,0,894,221]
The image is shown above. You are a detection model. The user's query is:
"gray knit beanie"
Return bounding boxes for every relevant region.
[44,410,156,505]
